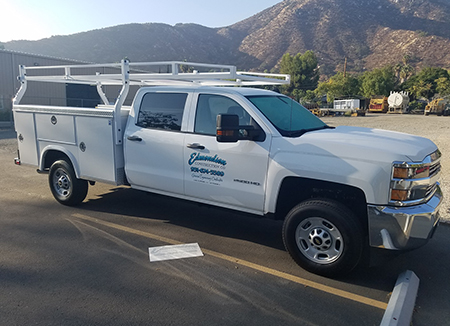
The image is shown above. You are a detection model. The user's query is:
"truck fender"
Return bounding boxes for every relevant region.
[271,176,368,228]
[39,145,81,178]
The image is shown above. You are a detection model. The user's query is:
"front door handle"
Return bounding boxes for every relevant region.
[187,143,205,150]
[127,135,142,142]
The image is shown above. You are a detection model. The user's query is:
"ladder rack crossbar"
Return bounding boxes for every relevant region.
[19,60,290,86]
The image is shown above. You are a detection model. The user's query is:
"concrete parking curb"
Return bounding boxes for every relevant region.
[380,270,420,326]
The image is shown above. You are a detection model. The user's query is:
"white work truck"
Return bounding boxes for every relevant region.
[13,61,442,277]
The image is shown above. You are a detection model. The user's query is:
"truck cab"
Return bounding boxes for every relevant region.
[124,86,329,214]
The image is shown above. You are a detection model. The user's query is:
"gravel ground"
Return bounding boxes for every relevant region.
[321,113,449,223]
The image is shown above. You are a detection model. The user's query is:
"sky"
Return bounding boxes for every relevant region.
[0,0,282,43]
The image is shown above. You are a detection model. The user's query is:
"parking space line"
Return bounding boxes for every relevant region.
[72,213,388,310]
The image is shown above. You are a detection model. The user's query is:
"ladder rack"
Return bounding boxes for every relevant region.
[15,60,290,86]
[13,60,290,146]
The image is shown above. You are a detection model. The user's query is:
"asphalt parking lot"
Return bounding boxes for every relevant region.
[1,127,449,326]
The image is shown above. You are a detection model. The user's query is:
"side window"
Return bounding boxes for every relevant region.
[194,94,252,135]
[137,93,187,131]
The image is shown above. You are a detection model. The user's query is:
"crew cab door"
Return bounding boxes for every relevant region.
[183,93,271,213]
[124,91,190,195]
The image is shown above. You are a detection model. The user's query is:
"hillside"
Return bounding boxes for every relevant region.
[221,0,450,74]
[5,23,256,66]
[5,0,450,75]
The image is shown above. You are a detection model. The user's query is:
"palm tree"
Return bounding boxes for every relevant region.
[395,54,414,84]
[399,64,414,83]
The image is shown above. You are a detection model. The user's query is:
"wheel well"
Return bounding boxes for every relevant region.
[42,150,72,171]
[275,177,368,228]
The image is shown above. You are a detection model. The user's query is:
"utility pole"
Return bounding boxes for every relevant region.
[343,57,347,78]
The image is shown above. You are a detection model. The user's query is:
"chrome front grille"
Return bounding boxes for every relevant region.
[429,161,441,178]
[426,183,438,198]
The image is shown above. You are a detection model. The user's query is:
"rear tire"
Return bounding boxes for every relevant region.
[282,199,365,277]
[49,160,88,206]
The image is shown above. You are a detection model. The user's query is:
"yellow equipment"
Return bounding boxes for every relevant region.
[424,98,450,116]
[369,96,388,113]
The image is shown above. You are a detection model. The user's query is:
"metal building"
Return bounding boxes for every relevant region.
[1,49,91,125]
[0,49,143,126]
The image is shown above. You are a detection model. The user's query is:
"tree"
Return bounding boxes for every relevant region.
[303,90,318,102]
[394,55,414,84]
[410,80,433,98]
[399,64,414,84]
[402,54,411,66]
[280,51,319,97]
[179,60,194,73]
[403,67,449,99]
[315,72,360,103]
[435,77,450,96]
[360,66,396,98]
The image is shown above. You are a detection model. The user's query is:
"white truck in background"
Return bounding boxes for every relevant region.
[13,60,442,277]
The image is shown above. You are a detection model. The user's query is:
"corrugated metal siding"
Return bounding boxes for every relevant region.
[0,50,87,111]
[1,50,139,113]
[20,82,67,106]
[0,51,16,109]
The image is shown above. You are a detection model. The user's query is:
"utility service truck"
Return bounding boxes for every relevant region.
[13,61,442,277]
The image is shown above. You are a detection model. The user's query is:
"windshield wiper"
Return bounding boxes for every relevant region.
[284,125,334,138]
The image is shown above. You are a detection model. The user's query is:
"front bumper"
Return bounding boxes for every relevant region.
[368,185,442,250]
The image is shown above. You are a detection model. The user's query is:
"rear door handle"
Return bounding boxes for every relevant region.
[127,135,142,142]
[187,143,205,150]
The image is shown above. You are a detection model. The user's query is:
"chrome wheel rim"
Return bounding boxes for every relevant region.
[52,168,72,199]
[295,217,343,265]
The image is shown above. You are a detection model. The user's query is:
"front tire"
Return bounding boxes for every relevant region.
[49,160,88,206]
[282,199,365,277]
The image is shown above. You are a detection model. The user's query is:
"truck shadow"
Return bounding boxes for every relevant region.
[80,186,286,251]
[76,185,450,297]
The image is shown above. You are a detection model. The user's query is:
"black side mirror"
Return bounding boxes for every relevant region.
[216,114,239,143]
[216,114,264,142]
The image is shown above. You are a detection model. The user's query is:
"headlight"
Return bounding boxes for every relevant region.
[392,164,430,179]
[390,151,441,206]
[392,167,409,179]
[390,189,409,201]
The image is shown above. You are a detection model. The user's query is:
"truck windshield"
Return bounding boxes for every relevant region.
[246,95,330,137]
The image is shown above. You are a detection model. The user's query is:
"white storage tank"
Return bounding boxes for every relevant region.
[387,91,409,113]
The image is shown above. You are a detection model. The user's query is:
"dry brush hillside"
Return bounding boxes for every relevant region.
[4,0,450,74]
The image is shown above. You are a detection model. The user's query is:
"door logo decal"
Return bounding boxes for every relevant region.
[188,152,226,186]
[188,153,227,166]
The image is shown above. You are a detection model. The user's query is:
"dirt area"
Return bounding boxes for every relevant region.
[321,113,449,223]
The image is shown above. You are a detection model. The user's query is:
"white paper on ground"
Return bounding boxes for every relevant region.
[149,243,204,262]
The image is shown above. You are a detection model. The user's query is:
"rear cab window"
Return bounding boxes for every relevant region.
[137,93,188,131]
